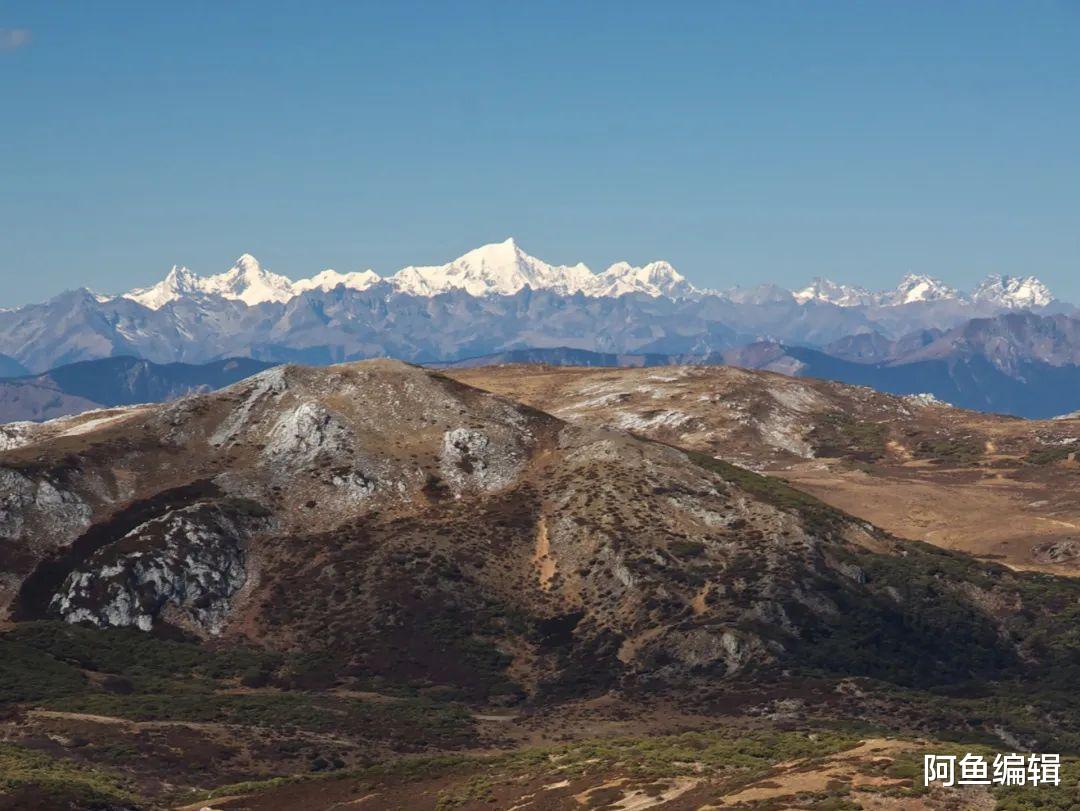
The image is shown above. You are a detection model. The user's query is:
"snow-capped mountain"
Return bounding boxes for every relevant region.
[879,273,960,306]
[793,273,960,308]
[390,238,596,297]
[124,265,205,310]
[291,268,383,295]
[124,255,296,309]
[592,261,695,298]
[794,278,877,307]
[795,273,1055,309]
[388,241,695,299]
[971,274,1054,309]
[198,254,296,305]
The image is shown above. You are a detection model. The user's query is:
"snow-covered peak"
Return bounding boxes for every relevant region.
[390,238,596,297]
[593,260,695,298]
[200,255,296,306]
[124,265,204,309]
[971,274,1053,309]
[124,257,295,309]
[794,277,876,307]
[881,273,959,306]
[292,268,383,295]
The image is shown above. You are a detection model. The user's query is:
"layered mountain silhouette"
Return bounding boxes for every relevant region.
[1,241,1078,418]
[0,356,274,422]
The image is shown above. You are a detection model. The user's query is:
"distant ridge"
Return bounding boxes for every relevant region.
[0,353,27,377]
[429,347,678,369]
[0,356,275,423]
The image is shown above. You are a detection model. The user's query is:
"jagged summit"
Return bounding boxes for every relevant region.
[390,237,597,297]
[198,254,295,306]
[124,265,203,309]
[124,255,294,309]
[972,274,1054,308]
[882,273,959,306]
[388,238,694,298]
[594,260,694,298]
[793,277,876,307]
[795,272,1055,309]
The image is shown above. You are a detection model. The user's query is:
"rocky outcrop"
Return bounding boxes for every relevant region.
[49,501,268,635]
[0,467,91,546]
[439,427,525,493]
[264,401,356,468]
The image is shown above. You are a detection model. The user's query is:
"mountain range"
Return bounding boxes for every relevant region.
[119,239,697,307]
[793,272,1054,309]
[104,238,1059,310]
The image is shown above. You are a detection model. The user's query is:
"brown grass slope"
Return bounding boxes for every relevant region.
[449,363,1080,574]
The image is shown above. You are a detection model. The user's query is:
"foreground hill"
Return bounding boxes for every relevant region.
[450,363,1080,575]
[0,356,274,423]
[2,361,1080,807]
[4,360,1048,684]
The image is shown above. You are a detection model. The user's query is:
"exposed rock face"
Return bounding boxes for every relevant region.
[264,401,355,466]
[0,468,91,548]
[210,365,291,447]
[0,422,41,451]
[439,427,525,493]
[50,501,266,635]
[0,468,36,539]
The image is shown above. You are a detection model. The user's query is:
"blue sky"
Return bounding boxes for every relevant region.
[2,1,1079,305]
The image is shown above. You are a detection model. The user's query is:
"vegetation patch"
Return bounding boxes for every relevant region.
[914,436,983,465]
[686,451,847,537]
[0,742,139,809]
[809,411,888,461]
[1024,441,1080,466]
[44,690,473,743]
[1,622,476,751]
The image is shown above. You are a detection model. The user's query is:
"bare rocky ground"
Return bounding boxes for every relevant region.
[1,361,1079,809]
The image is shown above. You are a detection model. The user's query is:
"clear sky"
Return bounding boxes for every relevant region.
[2,1,1079,305]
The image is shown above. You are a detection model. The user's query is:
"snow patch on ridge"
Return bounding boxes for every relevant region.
[292,268,382,295]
